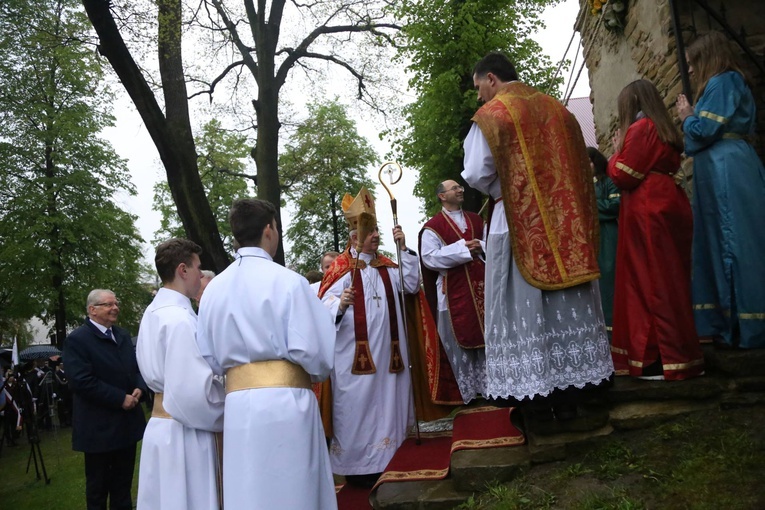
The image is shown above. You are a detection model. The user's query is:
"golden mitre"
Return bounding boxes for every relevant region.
[342,186,377,230]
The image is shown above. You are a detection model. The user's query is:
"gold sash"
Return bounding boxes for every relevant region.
[151,393,173,420]
[225,360,311,394]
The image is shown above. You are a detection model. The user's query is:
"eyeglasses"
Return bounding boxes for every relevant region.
[447,185,464,192]
[93,301,120,308]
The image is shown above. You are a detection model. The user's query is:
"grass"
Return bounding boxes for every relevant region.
[2,407,764,509]
[0,425,141,509]
[452,406,765,509]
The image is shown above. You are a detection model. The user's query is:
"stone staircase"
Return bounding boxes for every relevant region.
[371,346,765,509]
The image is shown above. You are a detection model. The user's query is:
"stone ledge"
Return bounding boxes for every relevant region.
[451,447,531,491]
[704,346,765,377]
[606,375,725,404]
[371,479,473,510]
[609,399,718,430]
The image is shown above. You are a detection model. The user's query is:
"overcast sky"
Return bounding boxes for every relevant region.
[104,0,591,267]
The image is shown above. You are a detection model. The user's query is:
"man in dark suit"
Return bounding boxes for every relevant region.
[64,289,147,510]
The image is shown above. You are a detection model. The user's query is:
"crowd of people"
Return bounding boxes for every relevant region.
[1,357,72,452]
[51,29,764,510]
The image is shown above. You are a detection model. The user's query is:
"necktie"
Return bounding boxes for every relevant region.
[105,329,115,343]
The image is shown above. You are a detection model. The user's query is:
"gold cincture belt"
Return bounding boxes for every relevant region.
[152,393,173,420]
[225,360,311,394]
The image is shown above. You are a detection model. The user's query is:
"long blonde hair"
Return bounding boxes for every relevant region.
[686,31,749,98]
[616,79,683,152]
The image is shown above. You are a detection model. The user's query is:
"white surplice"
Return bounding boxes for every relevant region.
[321,249,419,475]
[420,209,487,402]
[197,247,337,510]
[135,287,225,510]
[462,124,614,400]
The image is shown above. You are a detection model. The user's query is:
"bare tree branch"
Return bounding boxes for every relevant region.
[188,59,246,100]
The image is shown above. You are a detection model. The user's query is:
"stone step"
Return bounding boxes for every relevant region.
[609,399,718,430]
[451,446,531,491]
[704,345,765,377]
[605,374,725,404]
[371,479,473,510]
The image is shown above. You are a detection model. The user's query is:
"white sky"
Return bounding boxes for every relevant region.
[104,0,590,266]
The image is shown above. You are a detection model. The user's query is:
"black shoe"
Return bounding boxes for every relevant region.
[641,359,663,378]
[345,473,381,488]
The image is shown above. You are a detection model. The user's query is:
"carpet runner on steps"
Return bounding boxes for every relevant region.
[336,406,525,509]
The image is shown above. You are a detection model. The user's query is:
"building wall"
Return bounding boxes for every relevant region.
[577,0,765,157]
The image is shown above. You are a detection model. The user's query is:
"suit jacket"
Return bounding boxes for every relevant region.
[63,318,147,453]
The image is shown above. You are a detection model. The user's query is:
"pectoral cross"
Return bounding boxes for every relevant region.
[371,294,382,308]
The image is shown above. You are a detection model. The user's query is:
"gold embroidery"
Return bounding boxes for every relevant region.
[615,162,645,180]
[739,313,765,320]
[610,346,628,355]
[607,193,621,199]
[694,303,731,316]
[628,359,644,368]
[722,133,743,140]
[699,110,728,124]
[498,95,568,280]
[663,358,705,371]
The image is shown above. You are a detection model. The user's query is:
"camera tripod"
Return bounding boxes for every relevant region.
[25,420,51,484]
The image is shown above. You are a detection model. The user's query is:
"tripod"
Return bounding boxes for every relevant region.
[25,419,51,484]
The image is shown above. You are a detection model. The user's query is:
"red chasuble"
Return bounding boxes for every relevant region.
[607,118,704,380]
[471,82,600,290]
[419,210,485,349]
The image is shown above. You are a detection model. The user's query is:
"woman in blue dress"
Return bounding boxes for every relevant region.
[677,31,765,349]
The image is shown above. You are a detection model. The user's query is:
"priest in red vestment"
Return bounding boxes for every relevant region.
[419,179,487,403]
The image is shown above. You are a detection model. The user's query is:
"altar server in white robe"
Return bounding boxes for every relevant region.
[318,187,419,487]
[136,238,225,510]
[197,198,337,510]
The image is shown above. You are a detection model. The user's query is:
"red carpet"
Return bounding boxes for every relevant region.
[336,406,525,510]
[336,483,374,510]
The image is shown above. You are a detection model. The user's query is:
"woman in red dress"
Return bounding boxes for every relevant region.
[607,79,704,380]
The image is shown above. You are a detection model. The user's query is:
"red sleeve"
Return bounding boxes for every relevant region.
[607,119,654,191]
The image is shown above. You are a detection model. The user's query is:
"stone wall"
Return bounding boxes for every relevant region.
[577,0,765,158]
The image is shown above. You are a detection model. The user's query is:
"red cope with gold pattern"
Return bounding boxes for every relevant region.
[471,81,600,290]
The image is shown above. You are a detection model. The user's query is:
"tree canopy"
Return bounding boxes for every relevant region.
[280,100,377,274]
[392,0,561,216]
[153,119,251,254]
[0,0,151,342]
[82,0,401,267]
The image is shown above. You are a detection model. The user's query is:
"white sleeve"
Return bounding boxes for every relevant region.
[400,250,421,294]
[162,315,225,432]
[462,123,498,196]
[421,229,473,272]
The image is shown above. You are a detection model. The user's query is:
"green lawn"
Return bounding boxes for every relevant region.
[0,425,141,509]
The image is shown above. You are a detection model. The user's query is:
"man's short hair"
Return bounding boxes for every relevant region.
[201,270,216,280]
[86,289,115,311]
[320,251,339,267]
[473,52,519,82]
[435,182,446,197]
[305,270,323,284]
[229,199,277,248]
[155,238,202,284]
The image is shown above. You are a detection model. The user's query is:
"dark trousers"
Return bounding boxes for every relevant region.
[84,444,137,510]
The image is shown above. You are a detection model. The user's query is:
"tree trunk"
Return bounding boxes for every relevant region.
[253,28,286,264]
[81,0,231,273]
